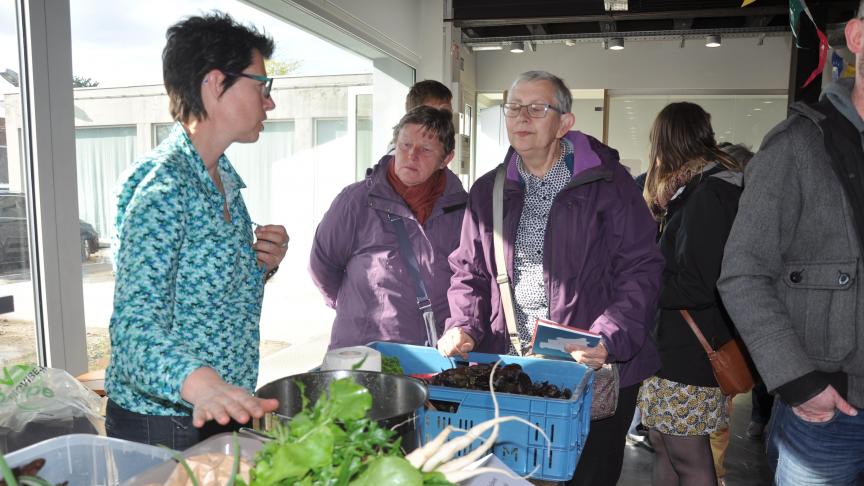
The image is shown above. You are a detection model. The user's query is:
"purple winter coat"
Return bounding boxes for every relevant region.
[310,156,468,349]
[445,131,663,387]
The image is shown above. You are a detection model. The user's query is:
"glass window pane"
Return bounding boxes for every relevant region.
[69,1,414,384]
[152,123,172,148]
[355,94,374,180]
[607,93,788,175]
[75,126,137,244]
[226,120,295,224]
[315,118,348,146]
[0,1,40,367]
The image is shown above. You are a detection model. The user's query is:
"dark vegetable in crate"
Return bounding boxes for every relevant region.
[424,363,572,399]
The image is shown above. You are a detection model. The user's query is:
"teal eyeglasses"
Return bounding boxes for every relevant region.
[225,72,274,98]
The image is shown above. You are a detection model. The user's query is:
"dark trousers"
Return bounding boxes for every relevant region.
[566,383,640,486]
[105,399,240,450]
[750,381,774,425]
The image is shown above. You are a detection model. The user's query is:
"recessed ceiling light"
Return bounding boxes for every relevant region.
[608,38,624,50]
[510,41,525,53]
[471,45,502,51]
[706,35,721,48]
[763,100,773,104]
[754,108,762,111]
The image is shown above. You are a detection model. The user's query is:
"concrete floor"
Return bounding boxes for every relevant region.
[618,392,773,485]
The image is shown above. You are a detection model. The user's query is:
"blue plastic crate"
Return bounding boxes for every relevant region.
[369,342,593,481]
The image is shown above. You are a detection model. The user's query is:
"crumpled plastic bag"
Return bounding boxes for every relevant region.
[0,364,103,453]
[162,453,252,485]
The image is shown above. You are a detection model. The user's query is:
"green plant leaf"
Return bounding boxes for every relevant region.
[349,457,423,486]
[0,452,18,486]
[321,378,372,422]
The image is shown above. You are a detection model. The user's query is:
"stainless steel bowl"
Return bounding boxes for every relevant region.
[255,370,428,452]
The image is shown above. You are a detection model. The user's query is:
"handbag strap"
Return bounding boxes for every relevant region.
[679,309,714,355]
[389,214,439,346]
[493,165,523,356]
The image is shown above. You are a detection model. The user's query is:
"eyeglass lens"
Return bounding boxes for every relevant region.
[504,103,553,118]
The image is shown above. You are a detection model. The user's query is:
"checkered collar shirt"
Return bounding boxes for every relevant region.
[509,139,573,354]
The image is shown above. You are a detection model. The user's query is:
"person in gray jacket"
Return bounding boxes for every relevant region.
[717,7,864,484]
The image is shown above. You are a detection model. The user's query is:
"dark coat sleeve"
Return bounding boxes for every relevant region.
[444,189,494,346]
[588,171,665,363]
[660,184,737,311]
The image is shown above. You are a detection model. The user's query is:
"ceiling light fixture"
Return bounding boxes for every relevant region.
[510,41,525,53]
[706,35,722,48]
[604,0,628,11]
[564,39,576,47]
[471,45,503,52]
[608,37,624,50]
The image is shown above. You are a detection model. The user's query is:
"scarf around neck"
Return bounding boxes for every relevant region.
[386,159,447,225]
[653,162,716,217]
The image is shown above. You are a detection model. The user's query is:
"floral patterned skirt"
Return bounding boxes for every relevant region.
[638,375,729,436]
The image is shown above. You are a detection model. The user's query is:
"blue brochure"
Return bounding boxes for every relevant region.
[529,318,602,360]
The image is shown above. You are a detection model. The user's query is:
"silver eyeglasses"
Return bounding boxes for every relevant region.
[502,103,564,118]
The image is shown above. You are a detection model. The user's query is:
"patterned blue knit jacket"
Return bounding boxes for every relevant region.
[106,122,266,416]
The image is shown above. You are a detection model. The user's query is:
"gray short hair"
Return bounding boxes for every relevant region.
[508,71,572,113]
[719,143,754,167]
[392,106,455,155]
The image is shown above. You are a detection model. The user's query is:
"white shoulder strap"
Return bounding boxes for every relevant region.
[493,165,523,356]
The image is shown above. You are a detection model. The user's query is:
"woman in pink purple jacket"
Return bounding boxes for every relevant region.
[438,71,664,486]
[309,106,467,349]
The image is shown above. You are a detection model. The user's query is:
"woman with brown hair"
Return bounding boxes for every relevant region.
[639,102,744,486]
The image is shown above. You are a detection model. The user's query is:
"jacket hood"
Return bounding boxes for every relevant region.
[670,162,743,205]
[502,131,618,185]
[792,79,864,131]
[364,154,467,219]
[822,78,864,132]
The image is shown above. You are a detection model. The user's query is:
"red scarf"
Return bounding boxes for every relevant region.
[387,161,446,225]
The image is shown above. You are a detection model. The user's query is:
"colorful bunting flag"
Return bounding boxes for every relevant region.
[789,0,831,89]
[802,27,829,88]
[832,51,844,81]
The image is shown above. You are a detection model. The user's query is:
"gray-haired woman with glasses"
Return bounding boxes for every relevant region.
[440,70,663,486]
[104,12,288,449]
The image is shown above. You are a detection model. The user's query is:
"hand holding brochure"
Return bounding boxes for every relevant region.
[529,318,602,360]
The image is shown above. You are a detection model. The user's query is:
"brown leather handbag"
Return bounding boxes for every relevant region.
[679,309,755,395]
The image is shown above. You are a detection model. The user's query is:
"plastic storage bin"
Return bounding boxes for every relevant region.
[124,432,266,485]
[368,342,593,481]
[2,434,175,486]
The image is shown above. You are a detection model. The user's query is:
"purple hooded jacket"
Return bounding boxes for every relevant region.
[445,131,663,387]
[310,156,468,349]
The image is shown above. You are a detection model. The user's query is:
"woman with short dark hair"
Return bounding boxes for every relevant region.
[105,12,288,449]
[310,106,467,349]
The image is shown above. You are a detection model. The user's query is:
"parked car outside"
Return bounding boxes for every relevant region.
[0,192,100,273]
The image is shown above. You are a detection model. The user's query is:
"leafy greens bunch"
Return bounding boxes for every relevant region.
[243,378,452,486]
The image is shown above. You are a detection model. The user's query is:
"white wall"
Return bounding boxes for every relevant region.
[282,0,448,83]
[475,36,792,92]
[324,0,424,61]
[417,0,446,82]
